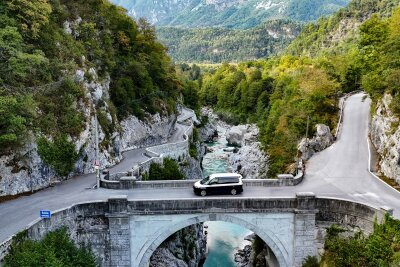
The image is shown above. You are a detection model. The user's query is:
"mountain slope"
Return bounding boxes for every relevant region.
[286,0,400,56]
[111,0,350,29]
[157,20,301,63]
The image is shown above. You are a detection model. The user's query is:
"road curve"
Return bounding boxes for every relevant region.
[0,93,399,244]
[298,93,400,215]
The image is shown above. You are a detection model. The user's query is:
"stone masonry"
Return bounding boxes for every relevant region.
[0,195,389,267]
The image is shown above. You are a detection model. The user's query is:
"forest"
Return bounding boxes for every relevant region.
[157,20,301,63]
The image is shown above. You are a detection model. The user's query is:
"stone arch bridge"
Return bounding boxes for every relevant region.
[0,193,392,267]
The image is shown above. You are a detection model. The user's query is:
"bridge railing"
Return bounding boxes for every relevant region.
[101,158,304,190]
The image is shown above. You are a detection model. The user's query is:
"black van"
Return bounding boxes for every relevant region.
[193,173,243,196]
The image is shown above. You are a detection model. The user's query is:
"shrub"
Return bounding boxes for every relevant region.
[37,134,78,176]
[4,227,97,267]
[147,158,184,180]
[302,256,319,267]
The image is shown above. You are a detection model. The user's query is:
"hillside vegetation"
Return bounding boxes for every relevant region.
[4,228,96,267]
[321,215,400,266]
[287,0,400,56]
[0,0,180,175]
[157,20,301,63]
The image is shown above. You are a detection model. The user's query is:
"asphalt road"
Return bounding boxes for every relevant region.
[0,93,399,244]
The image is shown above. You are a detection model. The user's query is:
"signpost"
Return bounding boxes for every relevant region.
[95,113,100,189]
[40,210,51,219]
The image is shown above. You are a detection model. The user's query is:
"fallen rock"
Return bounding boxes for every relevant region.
[226,126,247,147]
[229,142,268,179]
[298,124,334,160]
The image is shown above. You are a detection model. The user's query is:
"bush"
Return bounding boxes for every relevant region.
[146,158,184,180]
[189,141,198,159]
[4,227,97,267]
[322,215,400,266]
[37,134,78,176]
[302,256,319,267]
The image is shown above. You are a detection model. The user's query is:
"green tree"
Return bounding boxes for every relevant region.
[37,134,78,176]
[7,50,50,86]
[6,0,52,39]
[0,93,35,152]
[147,158,184,180]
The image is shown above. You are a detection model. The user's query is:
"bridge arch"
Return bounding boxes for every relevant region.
[137,213,290,267]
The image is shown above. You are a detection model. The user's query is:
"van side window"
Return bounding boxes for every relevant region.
[210,178,218,185]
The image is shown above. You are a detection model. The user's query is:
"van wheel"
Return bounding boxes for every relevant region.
[231,188,237,195]
[200,190,207,197]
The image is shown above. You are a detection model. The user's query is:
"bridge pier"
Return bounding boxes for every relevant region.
[294,193,318,266]
[108,196,131,267]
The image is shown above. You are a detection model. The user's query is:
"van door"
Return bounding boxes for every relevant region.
[208,178,219,195]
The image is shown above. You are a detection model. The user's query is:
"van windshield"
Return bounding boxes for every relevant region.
[200,176,210,185]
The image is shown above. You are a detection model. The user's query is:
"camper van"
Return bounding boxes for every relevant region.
[193,173,243,196]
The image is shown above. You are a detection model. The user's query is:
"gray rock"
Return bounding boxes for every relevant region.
[120,113,176,150]
[0,134,57,196]
[298,124,334,160]
[226,126,247,147]
[370,94,400,184]
[150,224,207,267]
[199,121,218,142]
[180,142,205,180]
[229,142,268,179]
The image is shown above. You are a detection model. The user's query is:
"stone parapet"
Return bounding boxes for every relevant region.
[100,169,304,190]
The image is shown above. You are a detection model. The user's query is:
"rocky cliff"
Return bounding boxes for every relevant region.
[370,94,400,185]
[0,67,176,197]
[149,223,207,267]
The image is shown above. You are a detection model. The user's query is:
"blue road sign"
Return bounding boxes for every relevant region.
[40,210,51,218]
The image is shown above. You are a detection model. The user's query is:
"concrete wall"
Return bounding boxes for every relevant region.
[0,195,390,267]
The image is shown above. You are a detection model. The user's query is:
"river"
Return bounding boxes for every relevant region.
[202,126,253,267]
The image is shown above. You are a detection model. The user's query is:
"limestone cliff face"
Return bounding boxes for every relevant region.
[370,94,400,185]
[0,67,176,197]
[149,223,207,267]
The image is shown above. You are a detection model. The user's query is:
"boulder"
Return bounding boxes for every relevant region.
[298,124,334,160]
[229,142,268,179]
[199,121,218,142]
[226,126,247,147]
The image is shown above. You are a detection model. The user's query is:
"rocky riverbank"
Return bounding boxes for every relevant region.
[200,108,268,179]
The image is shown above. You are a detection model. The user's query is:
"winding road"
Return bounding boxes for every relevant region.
[0,93,399,245]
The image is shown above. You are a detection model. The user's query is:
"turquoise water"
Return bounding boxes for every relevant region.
[203,221,252,267]
[202,126,232,178]
[202,126,252,267]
